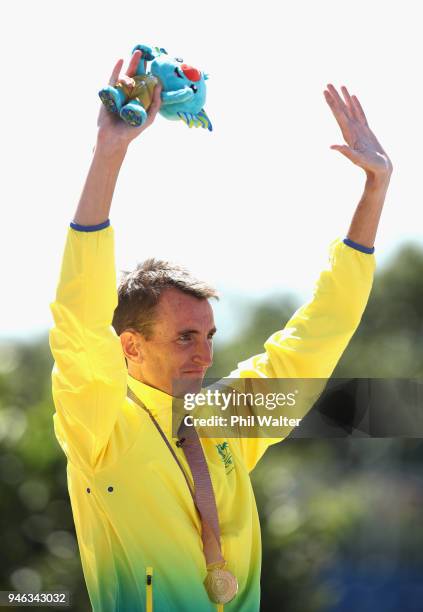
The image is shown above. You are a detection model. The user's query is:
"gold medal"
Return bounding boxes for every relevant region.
[204,567,238,604]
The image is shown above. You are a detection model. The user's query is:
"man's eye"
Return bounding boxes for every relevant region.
[178,334,191,342]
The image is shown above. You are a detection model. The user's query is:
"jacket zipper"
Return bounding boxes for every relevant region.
[146,566,153,612]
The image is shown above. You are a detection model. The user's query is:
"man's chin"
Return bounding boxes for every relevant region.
[172,375,204,397]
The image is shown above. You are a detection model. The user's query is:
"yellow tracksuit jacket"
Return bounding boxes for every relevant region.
[49,223,375,611]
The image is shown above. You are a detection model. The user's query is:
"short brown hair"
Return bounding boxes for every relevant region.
[112,258,219,339]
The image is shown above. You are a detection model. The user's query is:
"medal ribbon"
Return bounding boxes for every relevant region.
[127,388,238,604]
[127,388,224,567]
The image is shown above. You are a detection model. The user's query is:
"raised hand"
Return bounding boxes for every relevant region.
[324,84,392,181]
[97,50,162,152]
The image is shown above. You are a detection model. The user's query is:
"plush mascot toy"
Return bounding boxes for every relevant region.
[99,44,212,131]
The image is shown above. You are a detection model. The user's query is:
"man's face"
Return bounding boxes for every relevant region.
[123,288,216,396]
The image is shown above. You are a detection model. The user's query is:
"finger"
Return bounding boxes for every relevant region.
[324,89,350,138]
[118,76,135,89]
[330,144,362,165]
[340,85,358,121]
[126,50,143,77]
[327,83,349,115]
[351,94,368,126]
[323,89,344,120]
[109,59,124,85]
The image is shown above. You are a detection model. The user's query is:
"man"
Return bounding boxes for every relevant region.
[49,49,392,612]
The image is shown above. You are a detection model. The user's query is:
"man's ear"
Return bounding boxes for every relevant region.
[120,330,144,364]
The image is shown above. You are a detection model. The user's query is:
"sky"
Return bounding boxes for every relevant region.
[1,0,421,342]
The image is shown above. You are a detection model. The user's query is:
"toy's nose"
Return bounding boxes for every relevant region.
[181,64,201,82]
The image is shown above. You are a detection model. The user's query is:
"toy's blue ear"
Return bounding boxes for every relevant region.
[131,44,167,61]
[177,109,213,131]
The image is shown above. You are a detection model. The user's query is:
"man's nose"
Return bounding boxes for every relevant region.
[192,340,213,367]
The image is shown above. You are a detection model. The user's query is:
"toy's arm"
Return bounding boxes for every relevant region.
[132,45,167,62]
[132,44,154,76]
[161,87,194,105]
[132,44,161,62]
[132,44,168,76]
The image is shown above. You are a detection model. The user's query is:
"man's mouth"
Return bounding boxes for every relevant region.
[182,369,205,375]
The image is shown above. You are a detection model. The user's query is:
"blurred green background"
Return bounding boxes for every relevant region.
[1,242,423,611]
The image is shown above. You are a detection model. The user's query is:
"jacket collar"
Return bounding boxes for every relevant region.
[127,374,173,419]
[126,374,183,440]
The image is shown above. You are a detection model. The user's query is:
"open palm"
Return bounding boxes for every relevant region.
[324,84,392,179]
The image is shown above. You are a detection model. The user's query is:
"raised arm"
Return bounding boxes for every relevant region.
[229,85,392,472]
[49,52,161,470]
[74,51,162,225]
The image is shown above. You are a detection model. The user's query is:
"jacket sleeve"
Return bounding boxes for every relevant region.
[227,238,376,473]
[49,225,127,470]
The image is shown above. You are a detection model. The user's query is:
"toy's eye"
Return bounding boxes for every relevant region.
[175,57,183,63]
[174,67,184,79]
[190,85,198,93]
